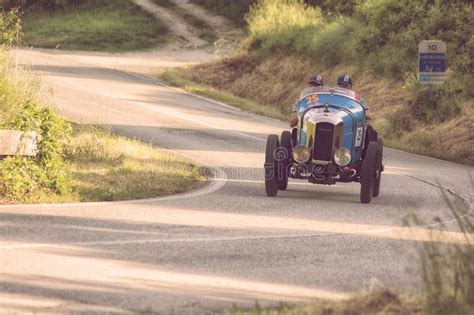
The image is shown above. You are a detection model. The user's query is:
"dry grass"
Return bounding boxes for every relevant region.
[64,126,204,202]
[397,101,474,165]
[152,0,217,43]
[179,53,414,116]
[0,50,40,125]
[161,67,286,120]
[232,289,423,315]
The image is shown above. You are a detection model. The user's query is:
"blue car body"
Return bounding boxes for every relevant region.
[295,86,367,164]
[264,86,383,203]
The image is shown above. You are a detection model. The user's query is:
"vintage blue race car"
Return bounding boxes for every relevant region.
[264,86,383,203]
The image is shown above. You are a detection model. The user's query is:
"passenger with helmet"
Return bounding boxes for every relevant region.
[289,74,324,128]
[336,74,353,89]
[336,74,370,117]
[337,74,378,149]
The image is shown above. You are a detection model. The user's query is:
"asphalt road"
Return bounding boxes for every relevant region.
[1,49,473,314]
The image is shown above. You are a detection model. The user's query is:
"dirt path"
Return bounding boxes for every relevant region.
[171,0,234,35]
[170,0,241,52]
[133,0,207,48]
[133,0,240,53]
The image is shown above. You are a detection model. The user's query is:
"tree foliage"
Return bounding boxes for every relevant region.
[1,0,93,11]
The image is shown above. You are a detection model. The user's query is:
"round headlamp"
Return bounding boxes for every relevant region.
[292,145,311,164]
[334,148,351,166]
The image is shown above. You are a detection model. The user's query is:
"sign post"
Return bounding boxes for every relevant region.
[418,40,446,84]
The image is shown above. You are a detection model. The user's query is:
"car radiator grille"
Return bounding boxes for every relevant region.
[313,122,335,161]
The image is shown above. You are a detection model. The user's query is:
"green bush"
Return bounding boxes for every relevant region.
[353,0,473,81]
[0,157,46,201]
[245,0,363,67]
[247,0,473,82]
[305,0,359,16]
[190,0,256,26]
[189,0,359,25]
[1,0,95,11]
[305,16,359,66]
[247,0,322,43]
[1,101,72,197]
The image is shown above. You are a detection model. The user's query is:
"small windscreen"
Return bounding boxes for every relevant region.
[296,87,365,112]
[299,86,358,101]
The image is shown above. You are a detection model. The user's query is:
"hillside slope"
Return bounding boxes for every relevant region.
[162,0,474,165]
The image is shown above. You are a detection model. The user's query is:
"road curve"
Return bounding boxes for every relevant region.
[0,49,473,314]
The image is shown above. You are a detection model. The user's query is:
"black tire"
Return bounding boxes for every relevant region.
[372,139,384,197]
[360,141,378,203]
[265,134,280,197]
[278,131,292,190]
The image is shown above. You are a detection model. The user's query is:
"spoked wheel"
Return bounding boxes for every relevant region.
[277,131,292,191]
[265,134,280,197]
[360,141,378,203]
[372,139,384,197]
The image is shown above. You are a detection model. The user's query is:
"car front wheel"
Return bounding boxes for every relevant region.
[264,134,280,197]
[360,141,378,203]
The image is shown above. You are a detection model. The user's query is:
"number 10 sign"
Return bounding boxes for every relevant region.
[418,40,446,85]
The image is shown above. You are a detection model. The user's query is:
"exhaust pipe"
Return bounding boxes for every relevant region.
[343,167,357,178]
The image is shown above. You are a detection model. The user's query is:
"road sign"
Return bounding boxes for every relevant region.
[418,40,446,84]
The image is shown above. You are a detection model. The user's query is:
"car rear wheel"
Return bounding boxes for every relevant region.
[372,139,384,197]
[265,134,280,197]
[278,131,292,191]
[360,141,378,203]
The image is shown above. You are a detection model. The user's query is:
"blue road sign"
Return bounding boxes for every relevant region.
[419,53,446,73]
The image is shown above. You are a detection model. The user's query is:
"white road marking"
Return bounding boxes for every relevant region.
[0,167,227,208]
[0,233,330,250]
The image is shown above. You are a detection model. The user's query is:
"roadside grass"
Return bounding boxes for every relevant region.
[231,289,423,314]
[0,50,38,126]
[152,0,217,43]
[22,0,170,52]
[160,68,286,120]
[0,126,204,204]
[64,126,204,202]
[412,194,474,315]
